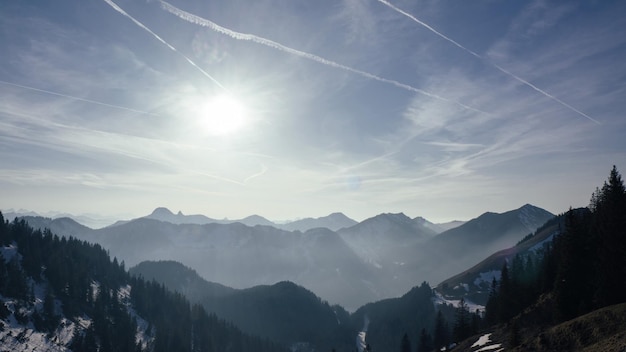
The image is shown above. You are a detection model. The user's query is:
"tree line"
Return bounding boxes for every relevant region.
[0,213,286,352]
[483,166,626,345]
[398,166,625,352]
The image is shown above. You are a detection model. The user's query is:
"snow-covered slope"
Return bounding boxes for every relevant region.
[0,247,153,351]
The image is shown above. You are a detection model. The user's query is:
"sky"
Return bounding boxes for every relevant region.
[1,0,625,224]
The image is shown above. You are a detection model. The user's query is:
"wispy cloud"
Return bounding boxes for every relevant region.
[486,1,626,115]
[102,0,226,90]
[243,163,268,184]
[334,0,378,45]
[375,0,600,124]
[158,0,487,114]
[0,99,270,188]
[423,141,484,152]
[0,80,158,116]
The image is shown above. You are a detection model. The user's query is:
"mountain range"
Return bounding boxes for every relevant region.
[5,207,461,233]
[13,204,552,310]
[4,166,626,352]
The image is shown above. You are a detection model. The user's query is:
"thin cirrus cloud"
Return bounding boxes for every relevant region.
[0,80,158,117]
[156,0,487,115]
[375,0,600,124]
[102,0,226,90]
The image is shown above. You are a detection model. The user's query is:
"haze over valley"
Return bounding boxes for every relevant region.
[7,203,551,310]
[2,167,626,351]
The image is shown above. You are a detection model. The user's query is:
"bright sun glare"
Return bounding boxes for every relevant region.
[197,94,248,135]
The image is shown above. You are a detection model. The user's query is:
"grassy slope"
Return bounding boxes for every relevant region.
[454,302,626,351]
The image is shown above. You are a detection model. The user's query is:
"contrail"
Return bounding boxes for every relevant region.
[158,0,488,115]
[243,163,268,184]
[102,0,226,90]
[492,63,601,124]
[376,0,600,124]
[376,0,481,59]
[0,79,158,116]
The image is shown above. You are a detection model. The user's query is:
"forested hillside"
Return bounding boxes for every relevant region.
[132,260,353,351]
[0,215,286,352]
[464,166,626,351]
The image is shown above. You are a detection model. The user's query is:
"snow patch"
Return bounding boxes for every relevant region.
[472,333,492,347]
[529,232,557,252]
[433,291,484,313]
[0,273,79,352]
[55,318,76,346]
[476,344,502,351]
[0,326,71,352]
[356,331,367,352]
[118,284,153,349]
[0,243,20,263]
[0,310,74,352]
[473,270,501,287]
[90,281,100,302]
[75,315,92,330]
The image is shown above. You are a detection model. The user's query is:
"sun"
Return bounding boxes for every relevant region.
[196,94,248,135]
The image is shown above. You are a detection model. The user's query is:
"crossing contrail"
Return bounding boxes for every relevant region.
[376,0,600,124]
[0,79,158,116]
[102,0,226,90]
[158,0,489,115]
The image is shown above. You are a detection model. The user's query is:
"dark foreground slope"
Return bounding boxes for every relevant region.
[454,301,626,352]
[515,302,626,352]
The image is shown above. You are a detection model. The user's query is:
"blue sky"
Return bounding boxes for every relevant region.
[1,0,625,223]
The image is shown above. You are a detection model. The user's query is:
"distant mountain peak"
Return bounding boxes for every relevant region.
[360,213,416,228]
[243,214,266,220]
[518,203,540,214]
[370,212,409,221]
[151,207,174,216]
[280,212,357,232]
[413,216,453,234]
[515,204,553,232]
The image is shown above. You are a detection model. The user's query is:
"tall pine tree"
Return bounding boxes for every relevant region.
[592,166,626,307]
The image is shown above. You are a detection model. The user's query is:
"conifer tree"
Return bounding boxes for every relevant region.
[497,263,513,322]
[400,332,411,352]
[453,298,471,342]
[553,208,593,320]
[433,310,448,350]
[592,166,626,307]
[484,278,498,325]
[417,328,433,352]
